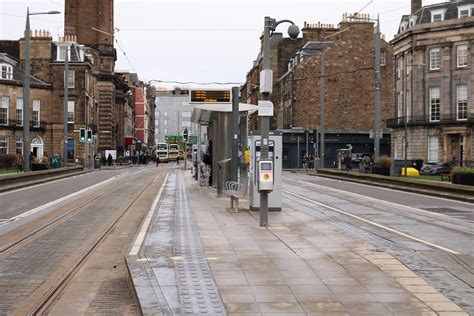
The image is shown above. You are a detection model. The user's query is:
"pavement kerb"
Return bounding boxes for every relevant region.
[309,168,474,203]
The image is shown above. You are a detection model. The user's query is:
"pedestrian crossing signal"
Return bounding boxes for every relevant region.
[80,128,86,142]
[86,129,93,143]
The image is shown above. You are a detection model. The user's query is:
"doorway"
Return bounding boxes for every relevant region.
[30,136,43,161]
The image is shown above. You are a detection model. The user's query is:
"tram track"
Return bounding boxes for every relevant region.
[0,168,165,315]
[30,170,164,315]
[284,177,473,237]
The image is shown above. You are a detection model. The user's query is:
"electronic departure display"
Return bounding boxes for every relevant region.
[190,90,231,103]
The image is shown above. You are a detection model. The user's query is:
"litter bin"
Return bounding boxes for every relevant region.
[94,156,101,169]
[217,158,231,198]
[52,155,61,169]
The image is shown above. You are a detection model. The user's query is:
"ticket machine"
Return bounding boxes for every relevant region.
[249,131,282,211]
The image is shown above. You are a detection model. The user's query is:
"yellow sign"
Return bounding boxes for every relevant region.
[263,173,270,180]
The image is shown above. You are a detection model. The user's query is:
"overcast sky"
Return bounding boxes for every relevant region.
[1,0,441,89]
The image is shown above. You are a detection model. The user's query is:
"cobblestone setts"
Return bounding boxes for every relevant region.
[131,171,226,315]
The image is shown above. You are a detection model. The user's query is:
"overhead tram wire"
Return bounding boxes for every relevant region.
[114,27,138,74]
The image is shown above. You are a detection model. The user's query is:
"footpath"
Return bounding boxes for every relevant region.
[126,169,468,315]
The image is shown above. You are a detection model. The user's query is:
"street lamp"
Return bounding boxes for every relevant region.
[23,7,60,172]
[260,16,299,227]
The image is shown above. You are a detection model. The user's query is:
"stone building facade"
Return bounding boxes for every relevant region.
[279,17,394,132]
[389,0,474,167]
[1,32,97,165]
[65,0,118,154]
[242,14,394,168]
[0,50,51,158]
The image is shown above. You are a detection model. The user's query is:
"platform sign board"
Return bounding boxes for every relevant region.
[190,90,231,103]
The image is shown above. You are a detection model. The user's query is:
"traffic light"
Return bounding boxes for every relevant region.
[183,128,188,142]
[86,129,93,143]
[79,128,86,142]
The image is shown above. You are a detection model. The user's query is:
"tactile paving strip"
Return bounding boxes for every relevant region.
[173,171,226,315]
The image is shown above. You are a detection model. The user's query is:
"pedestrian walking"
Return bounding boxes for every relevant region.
[302,154,308,169]
[107,153,113,166]
[309,154,314,170]
[361,155,371,173]
[156,155,160,167]
[16,152,23,173]
[344,154,352,172]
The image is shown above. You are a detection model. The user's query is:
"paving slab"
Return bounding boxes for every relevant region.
[126,170,469,315]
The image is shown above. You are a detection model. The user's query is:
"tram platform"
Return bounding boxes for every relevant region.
[125,169,467,315]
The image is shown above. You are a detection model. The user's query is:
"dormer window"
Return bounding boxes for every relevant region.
[400,21,408,32]
[409,16,417,27]
[431,9,446,22]
[56,44,71,62]
[458,5,473,18]
[1,64,13,80]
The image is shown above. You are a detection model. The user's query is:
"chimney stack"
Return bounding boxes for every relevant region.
[412,0,422,14]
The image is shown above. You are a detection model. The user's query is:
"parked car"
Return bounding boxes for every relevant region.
[420,162,453,175]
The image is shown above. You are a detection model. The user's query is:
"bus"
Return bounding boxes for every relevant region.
[156,143,169,162]
[168,143,179,161]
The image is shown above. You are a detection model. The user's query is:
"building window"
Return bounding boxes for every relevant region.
[456,85,468,121]
[33,99,40,127]
[1,64,13,80]
[429,87,440,122]
[396,57,402,79]
[182,120,191,129]
[380,50,386,66]
[431,9,445,22]
[164,119,168,126]
[428,136,439,162]
[65,70,75,88]
[16,137,23,155]
[0,96,8,125]
[409,16,417,27]
[0,136,8,155]
[67,101,75,123]
[16,98,23,126]
[406,54,412,76]
[397,93,403,118]
[182,111,192,118]
[164,128,168,135]
[458,5,472,18]
[457,45,468,68]
[400,21,408,32]
[430,48,441,70]
[57,45,71,61]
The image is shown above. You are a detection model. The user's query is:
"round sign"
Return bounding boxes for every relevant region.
[263,174,270,180]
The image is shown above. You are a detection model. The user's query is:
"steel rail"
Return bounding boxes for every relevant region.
[24,169,165,315]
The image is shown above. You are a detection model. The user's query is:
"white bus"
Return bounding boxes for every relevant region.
[168,143,179,161]
[156,143,169,162]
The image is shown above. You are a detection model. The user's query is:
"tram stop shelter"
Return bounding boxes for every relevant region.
[191,103,257,195]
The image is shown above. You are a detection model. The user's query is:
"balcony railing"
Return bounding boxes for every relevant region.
[387,113,474,128]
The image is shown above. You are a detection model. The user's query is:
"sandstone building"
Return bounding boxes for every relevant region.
[389,0,474,167]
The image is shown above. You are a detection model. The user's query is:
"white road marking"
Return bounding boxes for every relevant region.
[283,189,461,255]
[7,176,119,222]
[292,178,450,218]
[129,172,169,256]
